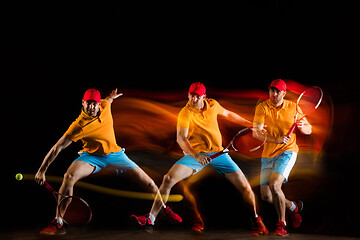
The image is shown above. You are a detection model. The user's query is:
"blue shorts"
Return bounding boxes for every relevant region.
[74,148,139,174]
[260,151,297,186]
[174,152,241,176]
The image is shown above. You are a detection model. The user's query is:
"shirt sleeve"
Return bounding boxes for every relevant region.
[177,108,191,129]
[253,103,266,124]
[216,100,225,115]
[64,121,83,142]
[101,99,109,109]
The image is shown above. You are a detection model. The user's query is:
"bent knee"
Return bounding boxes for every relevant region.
[147,179,158,193]
[269,182,282,194]
[163,174,177,188]
[242,183,253,194]
[261,192,273,203]
[63,172,78,185]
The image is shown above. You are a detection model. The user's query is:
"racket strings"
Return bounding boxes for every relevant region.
[232,129,266,152]
[59,196,92,225]
[298,87,323,115]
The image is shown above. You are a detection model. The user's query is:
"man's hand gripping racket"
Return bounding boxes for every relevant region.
[209,128,267,160]
[286,86,323,136]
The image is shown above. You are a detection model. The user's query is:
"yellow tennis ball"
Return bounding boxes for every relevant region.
[15,173,23,181]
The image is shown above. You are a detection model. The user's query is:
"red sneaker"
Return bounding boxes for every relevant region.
[192,218,204,233]
[274,221,288,236]
[39,218,66,235]
[130,214,153,233]
[161,206,182,224]
[290,200,303,229]
[251,216,269,236]
[130,214,152,226]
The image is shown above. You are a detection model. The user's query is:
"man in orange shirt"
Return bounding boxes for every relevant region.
[253,79,312,236]
[131,82,268,236]
[35,88,165,235]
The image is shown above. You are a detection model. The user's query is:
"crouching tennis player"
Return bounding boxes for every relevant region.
[35,88,169,235]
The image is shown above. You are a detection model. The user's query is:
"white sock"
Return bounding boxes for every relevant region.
[289,201,296,212]
[55,217,63,226]
[148,213,156,225]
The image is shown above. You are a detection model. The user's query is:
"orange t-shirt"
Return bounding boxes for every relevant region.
[177,98,224,153]
[64,99,122,155]
[253,99,299,158]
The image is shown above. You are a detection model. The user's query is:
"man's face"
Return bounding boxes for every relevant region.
[269,87,286,106]
[82,100,100,117]
[188,93,206,108]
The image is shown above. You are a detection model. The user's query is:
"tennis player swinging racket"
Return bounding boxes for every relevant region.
[131,82,269,236]
[35,88,165,235]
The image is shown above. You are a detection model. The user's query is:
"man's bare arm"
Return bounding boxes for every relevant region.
[253,122,290,144]
[176,126,210,165]
[35,135,73,185]
[221,109,253,128]
[105,88,123,104]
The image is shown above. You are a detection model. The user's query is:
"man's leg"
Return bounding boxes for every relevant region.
[268,172,295,236]
[260,151,299,215]
[270,151,301,223]
[260,185,272,203]
[125,167,159,195]
[130,163,194,228]
[260,183,294,210]
[211,153,268,235]
[40,160,94,235]
[57,161,95,217]
[224,170,269,236]
[268,173,287,222]
[150,164,194,219]
[131,152,206,228]
[210,153,258,217]
[178,180,203,231]
[224,170,257,216]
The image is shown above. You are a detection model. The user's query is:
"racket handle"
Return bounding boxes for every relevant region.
[286,123,297,136]
[209,151,224,160]
[44,181,54,192]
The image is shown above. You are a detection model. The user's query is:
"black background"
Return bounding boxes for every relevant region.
[3,1,360,237]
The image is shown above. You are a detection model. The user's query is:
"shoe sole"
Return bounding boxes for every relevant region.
[192,227,204,233]
[144,225,153,234]
[39,230,66,235]
[251,232,268,237]
[274,233,289,237]
[251,229,269,237]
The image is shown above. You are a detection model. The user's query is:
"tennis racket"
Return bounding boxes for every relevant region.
[209,128,267,160]
[44,181,92,225]
[286,86,323,136]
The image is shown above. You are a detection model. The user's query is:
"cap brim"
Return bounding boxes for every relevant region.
[269,86,285,91]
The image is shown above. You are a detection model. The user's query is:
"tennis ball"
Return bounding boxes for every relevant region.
[15,173,23,181]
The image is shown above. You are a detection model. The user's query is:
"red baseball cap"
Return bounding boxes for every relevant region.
[188,82,206,96]
[83,88,101,103]
[269,79,287,91]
